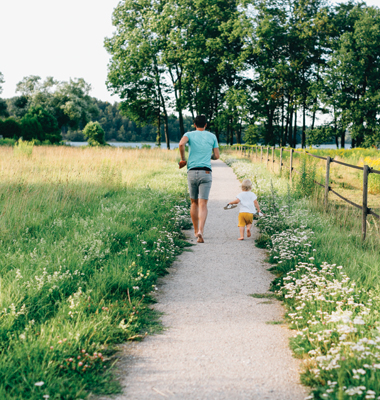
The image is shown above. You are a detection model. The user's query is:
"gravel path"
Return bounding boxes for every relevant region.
[104,160,307,400]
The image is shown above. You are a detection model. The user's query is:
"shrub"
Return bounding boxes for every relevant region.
[0,117,22,139]
[13,138,34,157]
[83,122,106,146]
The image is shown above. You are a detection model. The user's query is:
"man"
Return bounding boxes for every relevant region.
[178,115,220,243]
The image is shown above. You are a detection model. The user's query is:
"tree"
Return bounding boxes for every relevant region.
[105,0,172,149]
[326,5,380,147]
[83,121,106,146]
[15,76,98,134]
[26,106,61,143]
[0,99,8,118]
[0,118,22,139]
[0,72,4,95]
[20,114,44,141]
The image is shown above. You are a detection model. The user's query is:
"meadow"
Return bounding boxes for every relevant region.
[0,144,190,399]
[224,145,380,213]
[221,149,380,400]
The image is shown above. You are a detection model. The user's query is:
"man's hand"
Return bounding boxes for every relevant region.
[179,160,187,169]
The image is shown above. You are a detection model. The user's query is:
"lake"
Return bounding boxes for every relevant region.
[67,142,351,149]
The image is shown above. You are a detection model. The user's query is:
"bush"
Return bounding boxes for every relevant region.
[26,106,61,144]
[0,117,22,139]
[0,138,16,146]
[13,138,34,157]
[83,121,106,146]
[20,114,44,141]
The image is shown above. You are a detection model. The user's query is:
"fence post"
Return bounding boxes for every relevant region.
[271,147,275,170]
[256,146,258,161]
[324,156,331,209]
[266,147,269,168]
[289,149,293,182]
[260,146,263,163]
[280,148,283,174]
[362,165,369,240]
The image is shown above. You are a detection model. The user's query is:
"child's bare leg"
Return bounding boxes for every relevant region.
[246,223,252,238]
[238,226,245,240]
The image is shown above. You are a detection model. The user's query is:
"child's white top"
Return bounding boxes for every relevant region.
[236,191,257,214]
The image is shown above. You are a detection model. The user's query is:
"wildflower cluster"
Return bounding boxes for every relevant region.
[221,152,380,400]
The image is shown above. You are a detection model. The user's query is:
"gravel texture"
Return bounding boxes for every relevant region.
[102,160,308,400]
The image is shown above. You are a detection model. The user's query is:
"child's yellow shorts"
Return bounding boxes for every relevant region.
[238,212,253,227]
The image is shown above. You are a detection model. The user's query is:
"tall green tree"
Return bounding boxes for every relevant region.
[105,0,172,148]
[15,76,98,135]
[324,5,380,147]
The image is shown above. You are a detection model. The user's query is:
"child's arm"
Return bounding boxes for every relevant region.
[228,198,240,205]
[254,199,264,215]
[254,199,261,213]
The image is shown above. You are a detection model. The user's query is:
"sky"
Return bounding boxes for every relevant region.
[1,0,380,104]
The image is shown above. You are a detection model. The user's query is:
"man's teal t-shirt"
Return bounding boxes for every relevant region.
[184,130,219,170]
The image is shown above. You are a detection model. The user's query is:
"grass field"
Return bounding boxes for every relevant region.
[221,150,380,400]
[0,145,190,399]
[223,145,380,216]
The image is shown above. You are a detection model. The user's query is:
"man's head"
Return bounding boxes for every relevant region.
[194,115,207,129]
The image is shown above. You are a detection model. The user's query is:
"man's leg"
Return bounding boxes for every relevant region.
[190,198,199,237]
[197,199,208,238]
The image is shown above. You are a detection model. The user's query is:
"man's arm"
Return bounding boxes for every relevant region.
[178,136,189,168]
[213,147,220,160]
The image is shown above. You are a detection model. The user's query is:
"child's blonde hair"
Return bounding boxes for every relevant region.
[241,179,252,191]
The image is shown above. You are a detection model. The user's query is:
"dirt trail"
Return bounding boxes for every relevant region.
[104,160,307,400]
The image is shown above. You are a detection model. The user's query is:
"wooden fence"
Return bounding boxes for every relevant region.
[232,145,380,241]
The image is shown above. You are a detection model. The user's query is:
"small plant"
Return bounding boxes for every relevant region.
[13,138,34,157]
[83,121,106,146]
[294,158,317,199]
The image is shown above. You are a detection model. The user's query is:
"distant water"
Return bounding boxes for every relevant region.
[67,141,351,150]
[296,143,352,149]
[67,141,179,149]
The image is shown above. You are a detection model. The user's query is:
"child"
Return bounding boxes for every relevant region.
[227,179,263,240]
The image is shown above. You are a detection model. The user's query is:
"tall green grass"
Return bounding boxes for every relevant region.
[222,152,380,399]
[0,146,190,399]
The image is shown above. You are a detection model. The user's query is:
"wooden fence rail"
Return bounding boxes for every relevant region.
[231,145,380,240]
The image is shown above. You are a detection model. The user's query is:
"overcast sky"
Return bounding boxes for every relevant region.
[1,0,380,104]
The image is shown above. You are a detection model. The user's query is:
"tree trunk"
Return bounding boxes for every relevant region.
[281,96,284,147]
[160,92,170,150]
[341,131,345,149]
[288,107,293,148]
[156,111,161,147]
[163,110,170,150]
[293,110,297,148]
[302,100,306,149]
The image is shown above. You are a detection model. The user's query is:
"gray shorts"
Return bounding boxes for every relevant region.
[187,170,212,200]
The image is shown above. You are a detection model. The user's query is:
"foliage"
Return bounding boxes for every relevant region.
[0,117,22,139]
[294,159,318,199]
[0,138,16,146]
[222,151,380,399]
[83,121,106,146]
[13,138,34,157]
[0,146,190,398]
[0,71,4,95]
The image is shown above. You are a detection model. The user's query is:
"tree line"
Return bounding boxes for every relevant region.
[106,0,380,148]
[0,75,191,144]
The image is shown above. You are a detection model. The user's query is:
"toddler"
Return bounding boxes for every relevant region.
[227,179,262,240]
